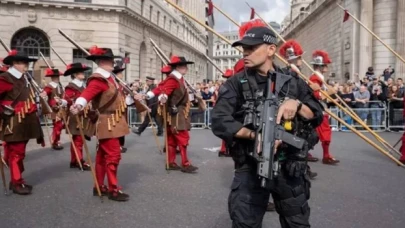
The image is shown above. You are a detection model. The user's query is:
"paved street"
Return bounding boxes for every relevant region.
[1,130,405,228]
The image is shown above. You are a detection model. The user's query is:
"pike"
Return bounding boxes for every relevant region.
[164,0,405,167]
[246,2,402,158]
[39,51,84,171]
[203,53,224,75]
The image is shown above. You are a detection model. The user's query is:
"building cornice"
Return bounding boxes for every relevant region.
[0,0,207,57]
[281,0,333,38]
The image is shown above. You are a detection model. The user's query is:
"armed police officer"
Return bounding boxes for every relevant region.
[211,25,323,227]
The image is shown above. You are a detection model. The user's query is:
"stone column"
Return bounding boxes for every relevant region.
[395,0,405,79]
[358,0,373,79]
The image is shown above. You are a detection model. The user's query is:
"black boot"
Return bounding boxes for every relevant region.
[108,190,130,202]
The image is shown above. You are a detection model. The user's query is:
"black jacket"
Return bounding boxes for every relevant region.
[211,66,324,145]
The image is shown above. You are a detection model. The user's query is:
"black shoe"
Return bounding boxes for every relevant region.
[70,161,91,171]
[218,151,232,157]
[266,202,276,212]
[181,165,198,173]
[10,183,32,195]
[132,128,141,136]
[121,147,127,153]
[157,132,163,136]
[9,182,33,191]
[108,190,129,202]
[93,185,109,196]
[52,144,64,150]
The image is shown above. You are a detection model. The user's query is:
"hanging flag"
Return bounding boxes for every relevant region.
[250,7,255,20]
[343,10,350,22]
[207,0,214,16]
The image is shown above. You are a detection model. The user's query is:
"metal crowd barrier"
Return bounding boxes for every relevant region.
[39,100,404,132]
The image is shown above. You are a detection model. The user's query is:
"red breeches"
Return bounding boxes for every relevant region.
[95,138,121,191]
[52,120,63,145]
[4,141,28,184]
[167,128,191,166]
[71,135,84,163]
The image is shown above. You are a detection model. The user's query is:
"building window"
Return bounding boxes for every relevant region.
[157,11,160,25]
[141,0,145,16]
[11,27,50,57]
[169,20,172,32]
[177,25,179,35]
[74,0,91,2]
[72,49,92,77]
[163,16,166,29]
[149,6,153,20]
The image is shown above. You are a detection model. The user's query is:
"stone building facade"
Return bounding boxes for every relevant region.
[0,0,208,84]
[212,30,242,80]
[280,0,405,82]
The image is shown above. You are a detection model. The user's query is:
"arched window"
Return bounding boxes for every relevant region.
[11,27,50,57]
[139,42,147,80]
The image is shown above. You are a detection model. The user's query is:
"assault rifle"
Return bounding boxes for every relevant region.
[247,76,306,188]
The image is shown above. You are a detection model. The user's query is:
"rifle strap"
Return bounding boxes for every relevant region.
[241,69,258,101]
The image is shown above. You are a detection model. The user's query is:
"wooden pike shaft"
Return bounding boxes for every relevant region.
[165,0,402,165]
[162,104,169,170]
[75,115,102,200]
[51,46,68,66]
[249,4,401,156]
[0,152,7,195]
[203,53,224,75]
[63,115,84,171]
[0,36,11,52]
[337,3,405,64]
[58,29,91,56]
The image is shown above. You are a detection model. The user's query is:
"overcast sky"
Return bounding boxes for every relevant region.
[213,0,290,32]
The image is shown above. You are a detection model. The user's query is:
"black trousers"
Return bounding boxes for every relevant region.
[119,136,125,147]
[228,167,310,228]
[138,110,163,134]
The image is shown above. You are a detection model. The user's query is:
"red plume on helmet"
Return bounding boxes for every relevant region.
[311,50,332,65]
[279,40,304,60]
[8,50,18,56]
[239,19,266,38]
[89,46,106,55]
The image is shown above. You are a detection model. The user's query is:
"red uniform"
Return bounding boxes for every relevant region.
[147,72,192,167]
[309,73,332,159]
[64,80,85,164]
[75,69,128,193]
[0,68,43,192]
[44,82,65,148]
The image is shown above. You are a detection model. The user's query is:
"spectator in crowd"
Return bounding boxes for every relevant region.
[340,84,355,130]
[366,66,375,80]
[208,80,215,93]
[195,82,202,93]
[386,78,394,92]
[369,79,386,130]
[354,85,370,125]
[388,84,404,131]
[201,86,213,101]
[383,66,395,81]
[396,78,404,97]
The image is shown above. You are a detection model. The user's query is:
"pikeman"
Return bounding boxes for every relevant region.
[112,65,128,153]
[63,63,92,170]
[43,68,67,150]
[159,65,180,155]
[70,46,130,201]
[0,50,44,195]
[134,56,198,173]
[309,50,340,165]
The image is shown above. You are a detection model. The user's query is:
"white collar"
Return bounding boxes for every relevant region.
[171,70,183,79]
[49,81,59,88]
[72,79,84,87]
[95,67,111,78]
[7,67,23,79]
